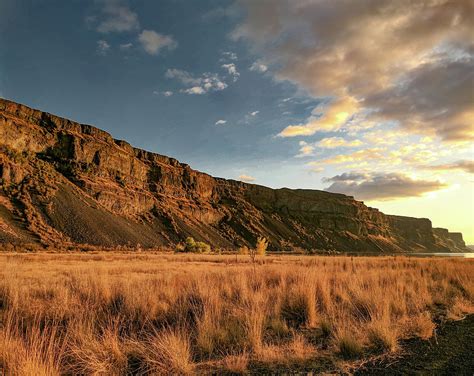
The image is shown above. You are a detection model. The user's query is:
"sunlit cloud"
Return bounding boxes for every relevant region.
[424,160,474,174]
[278,96,359,137]
[323,172,448,200]
[317,137,363,149]
[235,0,473,141]
[238,174,256,182]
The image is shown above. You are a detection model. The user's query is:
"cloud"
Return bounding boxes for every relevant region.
[317,137,363,149]
[323,172,447,200]
[166,68,228,95]
[153,90,173,97]
[249,61,268,73]
[119,42,133,50]
[183,87,206,95]
[138,30,177,55]
[296,141,315,158]
[221,63,240,82]
[95,0,139,33]
[221,51,238,61]
[235,0,474,141]
[308,148,385,169]
[238,174,256,182]
[296,137,363,158]
[96,40,110,55]
[250,111,259,116]
[215,120,227,125]
[424,160,474,174]
[278,96,359,137]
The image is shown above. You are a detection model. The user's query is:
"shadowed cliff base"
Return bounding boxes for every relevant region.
[0,98,468,253]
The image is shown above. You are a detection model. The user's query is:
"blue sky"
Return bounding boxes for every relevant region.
[0,0,319,185]
[1,0,473,240]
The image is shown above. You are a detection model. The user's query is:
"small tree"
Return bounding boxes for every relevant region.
[256,237,268,256]
[249,237,268,263]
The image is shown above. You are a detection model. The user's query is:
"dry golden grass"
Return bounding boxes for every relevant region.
[0,252,473,374]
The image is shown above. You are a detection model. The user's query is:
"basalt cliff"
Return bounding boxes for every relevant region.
[0,99,467,252]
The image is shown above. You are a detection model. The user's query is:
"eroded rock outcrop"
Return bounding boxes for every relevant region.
[0,98,467,252]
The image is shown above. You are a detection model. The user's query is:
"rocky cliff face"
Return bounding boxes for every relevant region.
[0,99,467,252]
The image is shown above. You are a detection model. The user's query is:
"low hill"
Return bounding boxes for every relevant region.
[0,98,467,252]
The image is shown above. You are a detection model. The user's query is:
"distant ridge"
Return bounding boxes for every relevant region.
[0,98,467,252]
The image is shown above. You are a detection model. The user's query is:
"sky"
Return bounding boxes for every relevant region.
[1,0,473,242]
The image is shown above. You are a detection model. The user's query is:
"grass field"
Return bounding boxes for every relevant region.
[0,252,473,375]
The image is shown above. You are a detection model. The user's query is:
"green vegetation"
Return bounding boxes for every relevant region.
[176,237,211,253]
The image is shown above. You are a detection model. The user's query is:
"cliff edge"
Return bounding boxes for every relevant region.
[0,99,467,252]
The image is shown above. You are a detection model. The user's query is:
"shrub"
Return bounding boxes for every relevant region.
[179,237,211,253]
[238,245,249,255]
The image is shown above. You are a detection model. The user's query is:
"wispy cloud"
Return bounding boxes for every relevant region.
[221,63,240,82]
[423,160,474,174]
[166,68,228,95]
[215,119,227,125]
[96,40,110,55]
[94,0,139,33]
[249,111,259,116]
[153,90,173,97]
[138,30,177,55]
[119,42,133,50]
[249,61,268,73]
[317,137,363,149]
[221,51,237,61]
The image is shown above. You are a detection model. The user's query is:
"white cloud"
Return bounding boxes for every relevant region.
[221,63,240,82]
[221,51,238,61]
[166,69,228,95]
[96,40,110,55]
[238,174,256,182]
[183,87,206,95]
[249,61,268,73]
[215,120,227,125]
[95,0,139,33]
[138,30,177,55]
[119,42,133,50]
[250,111,259,116]
[153,90,173,97]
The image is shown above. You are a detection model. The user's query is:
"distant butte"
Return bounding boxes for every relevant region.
[0,98,467,252]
